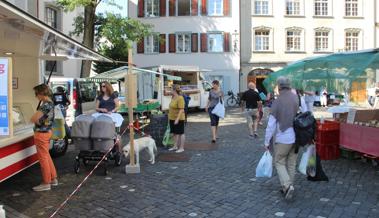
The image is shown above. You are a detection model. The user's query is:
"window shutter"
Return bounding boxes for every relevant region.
[223,0,230,16]
[201,0,207,15]
[200,33,207,52]
[159,34,166,53]
[191,0,198,16]
[160,0,166,16]
[169,34,176,53]
[169,0,176,16]
[224,32,230,52]
[138,0,144,17]
[191,33,198,52]
[137,39,144,53]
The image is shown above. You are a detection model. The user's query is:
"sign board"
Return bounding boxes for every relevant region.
[0,58,10,135]
[12,77,18,89]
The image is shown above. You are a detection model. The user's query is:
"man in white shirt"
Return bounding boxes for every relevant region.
[264,77,299,200]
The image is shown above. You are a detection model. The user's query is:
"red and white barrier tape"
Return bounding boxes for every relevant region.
[49,125,129,218]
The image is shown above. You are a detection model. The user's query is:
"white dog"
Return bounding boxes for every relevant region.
[123,137,157,165]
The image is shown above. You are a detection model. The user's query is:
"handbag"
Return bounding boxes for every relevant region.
[211,98,225,119]
[51,106,66,140]
[162,124,174,148]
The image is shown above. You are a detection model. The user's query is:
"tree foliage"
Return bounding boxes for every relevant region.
[57,0,155,76]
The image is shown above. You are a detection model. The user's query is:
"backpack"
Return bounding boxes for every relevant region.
[293,111,316,153]
[182,94,191,112]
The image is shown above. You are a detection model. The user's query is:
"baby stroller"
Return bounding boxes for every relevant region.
[71,115,122,175]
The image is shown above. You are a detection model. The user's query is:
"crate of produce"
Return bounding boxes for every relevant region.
[316,120,340,146]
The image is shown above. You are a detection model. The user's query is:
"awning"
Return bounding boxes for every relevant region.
[90,66,182,81]
[0,1,113,62]
[159,65,212,72]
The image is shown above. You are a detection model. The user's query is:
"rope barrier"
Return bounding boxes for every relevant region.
[49,125,129,218]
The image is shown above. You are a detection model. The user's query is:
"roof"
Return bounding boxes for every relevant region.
[90,66,182,81]
[0,1,113,62]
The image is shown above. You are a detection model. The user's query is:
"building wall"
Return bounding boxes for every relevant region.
[241,0,377,92]
[129,0,240,93]
[5,0,83,78]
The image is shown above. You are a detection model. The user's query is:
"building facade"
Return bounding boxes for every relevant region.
[128,0,240,93]
[241,0,378,92]
[5,0,83,78]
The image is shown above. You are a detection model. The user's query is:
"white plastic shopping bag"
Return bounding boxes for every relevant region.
[255,151,273,178]
[54,105,64,120]
[298,146,310,175]
[211,100,225,119]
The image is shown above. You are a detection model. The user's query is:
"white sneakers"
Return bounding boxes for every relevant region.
[168,146,178,151]
[33,178,58,192]
[51,178,59,186]
[32,184,51,192]
[285,185,295,200]
[175,148,184,153]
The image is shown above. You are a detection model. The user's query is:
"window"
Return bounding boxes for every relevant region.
[208,33,224,52]
[315,30,330,52]
[145,0,159,17]
[254,0,269,15]
[254,30,270,51]
[286,29,303,51]
[286,0,301,15]
[45,61,57,72]
[45,7,57,28]
[208,0,223,16]
[145,35,159,54]
[176,33,191,53]
[345,31,359,51]
[345,0,358,16]
[314,0,328,16]
[177,0,191,16]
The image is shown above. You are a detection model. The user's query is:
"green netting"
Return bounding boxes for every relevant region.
[263,49,379,93]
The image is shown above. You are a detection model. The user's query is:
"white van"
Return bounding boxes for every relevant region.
[48,77,98,127]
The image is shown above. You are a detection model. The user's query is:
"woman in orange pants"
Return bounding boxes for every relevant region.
[30,84,58,192]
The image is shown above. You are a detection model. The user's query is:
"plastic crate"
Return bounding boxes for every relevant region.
[316,120,340,146]
[316,143,340,160]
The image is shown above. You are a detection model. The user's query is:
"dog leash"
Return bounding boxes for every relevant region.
[49,123,130,218]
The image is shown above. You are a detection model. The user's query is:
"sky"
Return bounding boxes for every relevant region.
[97,0,128,16]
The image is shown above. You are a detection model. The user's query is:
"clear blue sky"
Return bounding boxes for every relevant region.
[97,0,128,16]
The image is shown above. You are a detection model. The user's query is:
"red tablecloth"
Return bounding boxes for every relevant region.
[339,123,379,157]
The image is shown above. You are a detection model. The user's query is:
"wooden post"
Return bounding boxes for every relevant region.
[127,48,135,166]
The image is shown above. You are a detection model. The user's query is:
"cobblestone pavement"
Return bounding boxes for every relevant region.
[1,108,379,218]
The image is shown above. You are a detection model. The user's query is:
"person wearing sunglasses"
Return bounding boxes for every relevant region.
[96,81,120,114]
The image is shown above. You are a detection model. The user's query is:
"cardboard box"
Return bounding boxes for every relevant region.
[346,109,379,124]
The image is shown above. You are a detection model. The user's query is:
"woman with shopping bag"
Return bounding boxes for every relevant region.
[167,85,186,153]
[205,80,224,143]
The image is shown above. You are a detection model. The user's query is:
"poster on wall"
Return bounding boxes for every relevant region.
[0,58,9,136]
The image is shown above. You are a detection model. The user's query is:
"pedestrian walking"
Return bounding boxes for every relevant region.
[320,88,328,107]
[168,85,186,153]
[205,80,223,143]
[241,82,262,138]
[31,84,58,191]
[264,77,299,200]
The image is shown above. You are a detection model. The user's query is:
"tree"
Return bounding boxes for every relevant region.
[57,0,119,78]
[94,14,155,73]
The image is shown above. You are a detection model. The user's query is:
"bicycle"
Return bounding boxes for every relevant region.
[226,90,241,107]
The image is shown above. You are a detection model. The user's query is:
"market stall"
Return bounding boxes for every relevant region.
[89,66,182,114]
[0,1,112,182]
[339,108,379,157]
